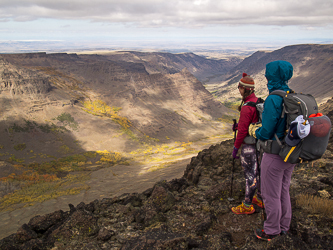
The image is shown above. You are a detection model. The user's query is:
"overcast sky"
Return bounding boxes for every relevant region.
[1,0,333,51]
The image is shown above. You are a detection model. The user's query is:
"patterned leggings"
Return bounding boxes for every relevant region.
[240,144,262,204]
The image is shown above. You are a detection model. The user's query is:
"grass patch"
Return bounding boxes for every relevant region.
[0,149,128,211]
[217,114,239,124]
[27,151,127,175]
[57,145,74,155]
[223,101,241,111]
[14,143,26,151]
[0,173,90,212]
[8,119,67,134]
[145,159,185,173]
[147,163,169,172]
[296,193,333,217]
[8,155,25,163]
[55,112,79,131]
[84,151,97,158]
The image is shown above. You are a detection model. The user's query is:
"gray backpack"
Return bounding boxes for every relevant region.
[258,90,331,163]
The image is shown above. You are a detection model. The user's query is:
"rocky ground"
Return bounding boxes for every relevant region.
[0,134,332,249]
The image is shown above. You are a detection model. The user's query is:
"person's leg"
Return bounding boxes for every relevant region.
[231,144,256,215]
[261,153,284,235]
[241,144,257,204]
[280,164,295,232]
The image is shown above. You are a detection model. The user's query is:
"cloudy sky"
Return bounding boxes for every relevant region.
[1,0,333,51]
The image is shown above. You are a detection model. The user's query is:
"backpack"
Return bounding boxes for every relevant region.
[243,98,265,122]
[242,98,265,144]
[259,90,331,164]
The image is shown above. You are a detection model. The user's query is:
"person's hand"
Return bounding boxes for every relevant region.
[232,123,238,131]
[248,123,262,138]
[232,147,239,159]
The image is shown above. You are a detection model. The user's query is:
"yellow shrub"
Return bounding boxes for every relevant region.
[84,100,131,129]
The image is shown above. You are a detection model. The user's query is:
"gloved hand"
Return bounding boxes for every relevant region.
[232,146,239,159]
[248,123,262,138]
[232,123,238,131]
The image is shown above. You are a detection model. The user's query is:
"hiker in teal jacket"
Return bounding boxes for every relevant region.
[255,61,292,141]
[250,60,296,241]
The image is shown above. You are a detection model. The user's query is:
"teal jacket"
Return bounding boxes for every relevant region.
[255,61,293,140]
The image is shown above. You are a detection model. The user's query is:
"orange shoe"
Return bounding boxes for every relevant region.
[252,195,264,208]
[231,202,255,215]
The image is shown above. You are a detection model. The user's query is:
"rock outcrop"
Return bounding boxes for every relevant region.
[0,58,52,96]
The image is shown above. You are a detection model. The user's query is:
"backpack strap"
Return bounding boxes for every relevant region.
[270,90,287,118]
[243,98,265,108]
[243,101,256,108]
[269,90,291,145]
[274,133,283,147]
[270,90,287,97]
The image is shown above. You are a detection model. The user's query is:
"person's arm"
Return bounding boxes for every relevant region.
[255,96,283,140]
[234,105,255,148]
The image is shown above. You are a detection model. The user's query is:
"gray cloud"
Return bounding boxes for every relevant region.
[0,0,333,27]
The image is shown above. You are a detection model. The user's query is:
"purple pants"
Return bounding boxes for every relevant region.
[260,153,295,235]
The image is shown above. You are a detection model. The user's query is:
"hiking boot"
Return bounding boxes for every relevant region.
[280,230,289,235]
[252,195,264,208]
[231,202,255,215]
[255,229,278,241]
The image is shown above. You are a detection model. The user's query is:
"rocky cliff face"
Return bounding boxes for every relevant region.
[1,108,332,249]
[89,51,242,83]
[0,57,52,96]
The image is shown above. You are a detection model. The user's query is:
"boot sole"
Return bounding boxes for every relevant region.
[231,208,255,215]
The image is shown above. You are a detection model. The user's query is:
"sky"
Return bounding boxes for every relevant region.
[0,0,333,52]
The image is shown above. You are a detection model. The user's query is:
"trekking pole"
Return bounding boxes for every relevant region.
[228,119,237,201]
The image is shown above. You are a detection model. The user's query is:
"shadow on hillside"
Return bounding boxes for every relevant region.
[0,117,86,166]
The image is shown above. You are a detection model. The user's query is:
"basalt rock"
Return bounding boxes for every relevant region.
[1,137,333,249]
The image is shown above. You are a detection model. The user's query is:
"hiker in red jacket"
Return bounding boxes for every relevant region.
[231,73,264,214]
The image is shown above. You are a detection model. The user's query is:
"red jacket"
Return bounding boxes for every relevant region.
[234,93,259,149]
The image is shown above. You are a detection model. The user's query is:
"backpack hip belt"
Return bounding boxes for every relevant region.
[257,139,282,155]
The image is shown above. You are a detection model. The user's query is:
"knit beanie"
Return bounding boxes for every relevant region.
[238,73,255,89]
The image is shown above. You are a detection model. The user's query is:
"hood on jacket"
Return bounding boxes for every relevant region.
[265,60,293,93]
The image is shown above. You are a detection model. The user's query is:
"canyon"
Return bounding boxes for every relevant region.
[0,44,333,249]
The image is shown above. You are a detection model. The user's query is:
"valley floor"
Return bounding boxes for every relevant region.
[0,135,232,240]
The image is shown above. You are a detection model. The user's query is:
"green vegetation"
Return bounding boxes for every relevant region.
[26,151,127,175]
[8,155,25,163]
[57,145,74,155]
[223,100,241,111]
[14,143,26,151]
[218,114,239,124]
[0,149,128,211]
[0,172,90,212]
[55,113,79,131]
[8,119,67,134]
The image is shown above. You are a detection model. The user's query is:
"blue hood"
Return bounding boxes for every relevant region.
[265,60,293,93]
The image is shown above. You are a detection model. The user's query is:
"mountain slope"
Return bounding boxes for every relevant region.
[210,44,333,103]
[0,52,234,162]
